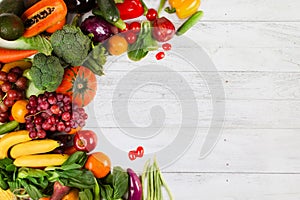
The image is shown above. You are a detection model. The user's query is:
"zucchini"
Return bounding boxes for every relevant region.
[96,0,120,23]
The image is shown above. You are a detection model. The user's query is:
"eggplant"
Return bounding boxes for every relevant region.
[80,16,114,43]
[127,168,143,200]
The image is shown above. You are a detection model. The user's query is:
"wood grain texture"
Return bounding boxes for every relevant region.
[84,0,300,198]
[163,173,300,200]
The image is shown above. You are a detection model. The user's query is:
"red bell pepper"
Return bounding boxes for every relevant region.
[116,0,144,20]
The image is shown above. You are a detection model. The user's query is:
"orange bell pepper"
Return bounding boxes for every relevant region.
[169,0,201,19]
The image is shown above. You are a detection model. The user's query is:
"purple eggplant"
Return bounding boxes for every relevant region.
[127,168,143,200]
[80,16,114,43]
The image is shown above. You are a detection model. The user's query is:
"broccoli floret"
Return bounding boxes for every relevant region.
[50,24,92,66]
[82,43,107,76]
[25,53,64,92]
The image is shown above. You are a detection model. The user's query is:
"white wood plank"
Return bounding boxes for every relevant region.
[85,99,300,129]
[92,128,300,173]
[95,71,300,100]
[145,0,300,21]
[104,22,300,72]
[163,173,300,199]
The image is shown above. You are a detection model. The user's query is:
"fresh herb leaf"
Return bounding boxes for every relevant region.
[0,174,8,190]
[128,21,158,61]
[5,164,16,172]
[100,184,114,200]
[19,179,43,200]
[62,151,87,169]
[79,188,94,200]
[112,166,129,199]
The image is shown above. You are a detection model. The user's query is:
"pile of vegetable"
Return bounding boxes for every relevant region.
[0,0,203,199]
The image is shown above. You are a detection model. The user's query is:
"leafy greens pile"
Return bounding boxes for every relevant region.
[0,152,130,200]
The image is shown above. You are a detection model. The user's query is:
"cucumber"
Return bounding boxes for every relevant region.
[176,11,204,36]
[0,121,19,135]
[0,0,25,16]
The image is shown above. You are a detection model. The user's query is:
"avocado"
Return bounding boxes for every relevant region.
[0,13,24,40]
[0,0,25,16]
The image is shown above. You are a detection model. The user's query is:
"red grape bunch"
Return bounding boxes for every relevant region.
[0,67,28,122]
[25,92,88,139]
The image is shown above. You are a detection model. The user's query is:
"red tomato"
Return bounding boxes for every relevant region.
[152,17,175,42]
[85,152,111,178]
[73,130,97,152]
[146,8,158,21]
[129,21,141,34]
[125,32,137,44]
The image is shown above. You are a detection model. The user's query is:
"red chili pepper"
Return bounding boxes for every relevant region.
[116,0,144,20]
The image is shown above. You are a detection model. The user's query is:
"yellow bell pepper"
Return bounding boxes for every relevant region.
[169,0,201,19]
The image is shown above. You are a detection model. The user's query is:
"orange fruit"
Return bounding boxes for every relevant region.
[11,99,28,123]
[84,152,111,178]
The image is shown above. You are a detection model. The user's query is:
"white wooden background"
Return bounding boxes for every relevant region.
[88,0,300,199]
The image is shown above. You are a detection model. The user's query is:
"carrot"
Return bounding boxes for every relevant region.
[0,48,37,63]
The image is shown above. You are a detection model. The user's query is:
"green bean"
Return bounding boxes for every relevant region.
[142,159,150,200]
[158,0,167,16]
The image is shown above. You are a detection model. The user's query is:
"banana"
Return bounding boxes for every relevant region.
[0,130,31,159]
[0,188,14,200]
[10,139,60,159]
[13,154,69,167]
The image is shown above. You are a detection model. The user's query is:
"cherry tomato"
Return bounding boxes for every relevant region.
[146,8,158,21]
[136,146,144,157]
[85,152,111,178]
[128,150,137,160]
[73,130,97,152]
[129,21,141,34]
[125,32,137,44]
[156,52,165,60]
[162,43,172,51]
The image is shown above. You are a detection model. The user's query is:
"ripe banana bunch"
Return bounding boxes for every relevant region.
[0,130,69,167]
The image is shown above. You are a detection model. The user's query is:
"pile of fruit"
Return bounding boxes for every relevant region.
[0,0,203,199]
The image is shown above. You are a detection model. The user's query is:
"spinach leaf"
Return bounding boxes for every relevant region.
[49,169,95,189]
[62,151,87,169]
[0,173,8,190]
[0,158,15,190]
[18,168,48,179]
[19,179,43,200]
[112,166,129,199]
[98,166,129,200]
[79,188,94,200]
[100,184,114,200]
[127,21,158,61]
